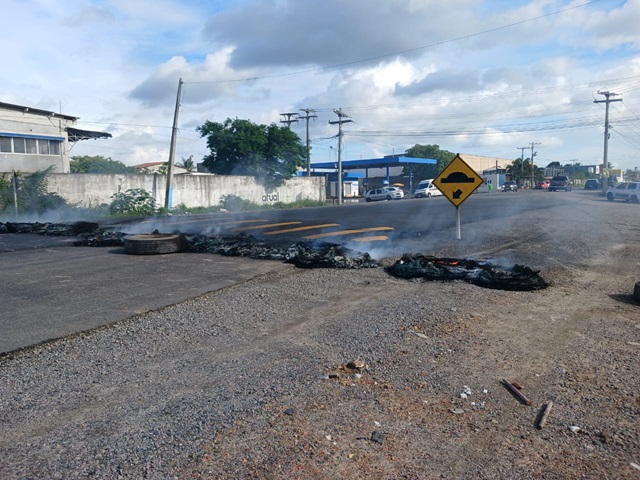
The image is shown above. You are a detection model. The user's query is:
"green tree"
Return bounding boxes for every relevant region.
[0,167,68,214]
[176,155,195,173]
[70,155,137,174]
[402,144,455,180]
[197,118,306,187]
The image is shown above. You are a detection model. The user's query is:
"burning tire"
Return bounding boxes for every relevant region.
[124,234,183,255]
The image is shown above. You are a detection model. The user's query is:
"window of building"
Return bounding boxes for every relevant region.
[38,139,50,155]
[49,141,60,155]
[0,136,62,154]
[13,138,26,153]
[26,138,37,154]
[0,137,11,153]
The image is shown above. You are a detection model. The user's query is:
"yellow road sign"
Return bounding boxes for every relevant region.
[433,154,483,207]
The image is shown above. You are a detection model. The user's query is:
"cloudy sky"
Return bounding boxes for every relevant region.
[3,0,640,172]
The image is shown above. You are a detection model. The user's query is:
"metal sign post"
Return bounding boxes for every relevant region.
[433,154,483,240]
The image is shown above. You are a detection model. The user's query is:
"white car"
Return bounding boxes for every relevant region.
[414,179,443,198]
[364,187,403,202]
[606,182,640,203]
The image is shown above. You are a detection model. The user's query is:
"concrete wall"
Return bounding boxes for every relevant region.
[45,173,326,208]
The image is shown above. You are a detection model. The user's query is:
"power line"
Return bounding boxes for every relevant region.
[183,0,604,85]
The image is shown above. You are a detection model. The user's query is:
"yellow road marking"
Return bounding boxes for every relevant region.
[231,221,302,232]
[264,223,340,235]
[351,236,389,242]
[303,227,394,240]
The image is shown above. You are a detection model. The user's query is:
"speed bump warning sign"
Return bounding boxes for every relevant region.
[433,154,483,208]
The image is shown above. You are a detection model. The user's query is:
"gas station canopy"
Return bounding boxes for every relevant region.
[310,156,436,171]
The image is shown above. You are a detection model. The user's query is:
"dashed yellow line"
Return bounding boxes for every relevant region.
[231,221,302,232]
[264,223,340,235]
[303,227,394,240]
[351,235,389,242]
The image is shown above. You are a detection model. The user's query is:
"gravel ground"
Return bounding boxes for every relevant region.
[1,195,639,479]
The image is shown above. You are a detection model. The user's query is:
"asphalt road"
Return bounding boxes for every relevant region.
[0,234,290,354]
[0,189,614,355]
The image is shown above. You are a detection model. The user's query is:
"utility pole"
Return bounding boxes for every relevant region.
[299,108,317,176]
[530,142,540,189]
[517,146,527,187]
[279,112,299,129]
[165,77,183,212]
[594,91,622,191]
[329,109,353,205]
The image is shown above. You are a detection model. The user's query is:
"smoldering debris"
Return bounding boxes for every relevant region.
[181,234,379,268]
[181,233,287,260]
[0,222,378,269]
[0,221,100,236]
[386,254,548,291]
[284,242,379,269]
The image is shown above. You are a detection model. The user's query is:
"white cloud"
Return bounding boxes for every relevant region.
[2,0,639,171]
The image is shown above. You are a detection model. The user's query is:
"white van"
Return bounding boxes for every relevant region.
[414,179,442,198]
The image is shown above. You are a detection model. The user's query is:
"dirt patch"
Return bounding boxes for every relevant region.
[180,245,640,479]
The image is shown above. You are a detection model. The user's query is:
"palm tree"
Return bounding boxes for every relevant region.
[176,155,195,173]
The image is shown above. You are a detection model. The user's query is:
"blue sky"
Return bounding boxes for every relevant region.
[3,0,640,172]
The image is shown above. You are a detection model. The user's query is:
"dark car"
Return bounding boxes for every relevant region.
[502,181,518,192]
[584,179,601,190]
[549,175,572,192]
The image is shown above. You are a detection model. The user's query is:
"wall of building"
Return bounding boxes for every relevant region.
[460,154,513,172]
[45,173,326,208]
[0,108,73,174]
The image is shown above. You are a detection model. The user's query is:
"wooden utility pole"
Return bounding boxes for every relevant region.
[594,91,622,191]
[299,108,317,176]
[165,77,183,212]
[279,112,299,129]
[517,146,527,187]
[329,109,353,205]
[530,142,540,188]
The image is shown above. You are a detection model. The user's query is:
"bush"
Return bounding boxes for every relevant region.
[109,188,157,216]
[219,194,259,212]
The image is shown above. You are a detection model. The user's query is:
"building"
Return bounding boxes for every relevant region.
[0,101,111,174]
[459,154,513,173]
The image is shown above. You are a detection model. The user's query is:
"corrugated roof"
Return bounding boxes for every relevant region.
[0,101,78,121]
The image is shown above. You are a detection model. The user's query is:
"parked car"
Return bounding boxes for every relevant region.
[584,179,601,190]
[364,187,403,202]
[606,182,640,203]
[385,186,405,198]
[548,175,572,192]
[502,181,518,192]
[414,179,442,198]
[535,181,550,189]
